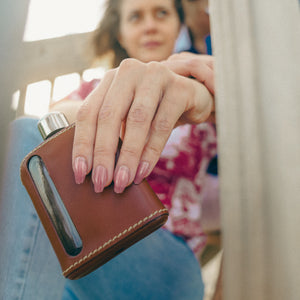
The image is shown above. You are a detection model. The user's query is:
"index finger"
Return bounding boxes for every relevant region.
[72,69,116,185]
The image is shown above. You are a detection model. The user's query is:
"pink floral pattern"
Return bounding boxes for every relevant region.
[68,79,217,255]
[147,123,217,254]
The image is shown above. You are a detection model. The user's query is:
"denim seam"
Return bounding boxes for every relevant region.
[16,213,40,300]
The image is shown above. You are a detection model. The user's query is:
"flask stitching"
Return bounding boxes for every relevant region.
[62,208,168,275]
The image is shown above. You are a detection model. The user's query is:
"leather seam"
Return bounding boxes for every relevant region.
[62,208,168,276]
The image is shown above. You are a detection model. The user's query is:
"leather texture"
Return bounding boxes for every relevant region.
[20,124,168,280]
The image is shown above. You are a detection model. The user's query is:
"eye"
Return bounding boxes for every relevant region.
[128,12,140,23]
[156,9,168,19]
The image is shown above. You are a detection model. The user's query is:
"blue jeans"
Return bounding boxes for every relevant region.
[0,118,204,300]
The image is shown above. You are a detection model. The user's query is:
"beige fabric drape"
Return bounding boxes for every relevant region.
[210,0,300,299]
[0,0,30,187]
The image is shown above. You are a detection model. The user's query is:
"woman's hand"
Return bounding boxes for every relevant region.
[163,52,215,95]
[72,56,215,194]
[163,52,216,123]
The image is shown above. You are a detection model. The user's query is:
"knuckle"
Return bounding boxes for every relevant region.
[167,53,181,61]
[147,144,162,158]
[93,146,112,159]
[98,104,114,122]
[146,61,160,72]
[119,58,141,72]
[152,117,172,134]
[146,61,167,77]
[127,105,149,125]
[76,101,92,122]
[120,145,139,158]
[74,135,93,153]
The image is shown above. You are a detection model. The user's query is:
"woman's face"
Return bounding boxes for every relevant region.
[118,0,181,62]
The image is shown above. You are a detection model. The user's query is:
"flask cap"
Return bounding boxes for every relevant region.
[38,112,69,140]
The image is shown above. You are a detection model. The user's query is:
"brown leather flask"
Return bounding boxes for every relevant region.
[20,116,168,280]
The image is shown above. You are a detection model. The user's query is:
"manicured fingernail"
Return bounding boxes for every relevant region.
[92,165,107,193]
[74,156,87,184]
[114,166,130,194]
[134,161,150,185]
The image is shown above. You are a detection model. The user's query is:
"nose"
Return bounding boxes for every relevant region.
[143,15,158,33]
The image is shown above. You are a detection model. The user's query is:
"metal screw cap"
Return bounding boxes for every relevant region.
[38,112,69,140]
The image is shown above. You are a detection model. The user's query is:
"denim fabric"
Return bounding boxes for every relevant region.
[0,117,64,300]
[0,118,204,300]
[63,230,204,300]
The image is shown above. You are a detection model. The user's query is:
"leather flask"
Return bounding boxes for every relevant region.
[20,112,168,280]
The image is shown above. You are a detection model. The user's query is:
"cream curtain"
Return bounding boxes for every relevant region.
[210,0,300,299]
[0,0,31,184]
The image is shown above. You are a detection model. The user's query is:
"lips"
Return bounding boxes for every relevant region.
[143,41,162,49]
